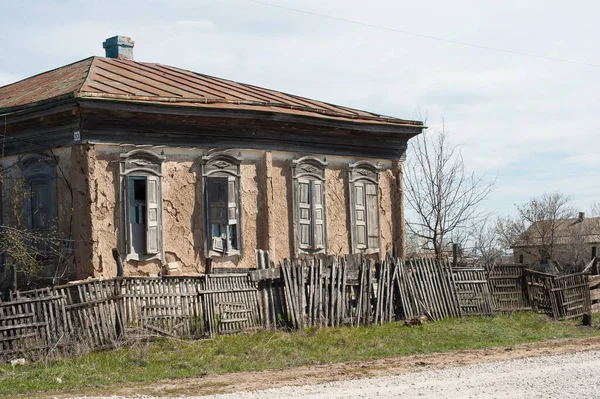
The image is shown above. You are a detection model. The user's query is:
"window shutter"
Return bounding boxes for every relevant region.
[32,182,50,229]
[365,183,379,250]
[312,180,325,250]
[227,176,239,252]
[208,177,228,224]
[354,182,367,250]
[298,179,312,249]
[227,177,238,225]
[208,177,228,253]
[145,175,160,254]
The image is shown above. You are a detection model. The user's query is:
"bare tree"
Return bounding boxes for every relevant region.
[496,192,578,267]
[591,201,600,217]
[469,221,503,265]
[404,126,494,258]
[0,177,69,293]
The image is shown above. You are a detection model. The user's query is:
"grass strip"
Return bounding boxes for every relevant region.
[1,312,599,396]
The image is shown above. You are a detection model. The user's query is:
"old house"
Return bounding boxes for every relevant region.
[0,36,424,284]
[513,212,600,269]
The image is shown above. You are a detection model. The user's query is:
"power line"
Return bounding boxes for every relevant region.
[246,0,600,68]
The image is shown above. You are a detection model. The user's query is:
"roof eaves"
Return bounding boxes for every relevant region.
[0,93,77,117]
[75,91,424,127]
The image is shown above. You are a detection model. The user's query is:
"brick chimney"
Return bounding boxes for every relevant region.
[102,36,134,60]
[578,212,585,221]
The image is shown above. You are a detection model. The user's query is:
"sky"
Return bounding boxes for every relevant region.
[0,0,598,218]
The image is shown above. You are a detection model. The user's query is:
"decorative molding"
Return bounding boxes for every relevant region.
[213,160,231,169]
[201,150,243,177]
[120,148,165,177]
[18,153,57,175]
[292,155,328,180]
[348,160,381,184]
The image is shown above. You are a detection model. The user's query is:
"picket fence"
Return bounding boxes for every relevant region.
[0,251,592,362]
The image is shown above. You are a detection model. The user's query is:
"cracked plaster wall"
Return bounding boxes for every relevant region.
[3,145,401,279]
[87,145,262,276]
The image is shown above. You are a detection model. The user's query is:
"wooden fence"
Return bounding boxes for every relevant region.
[524,269,591,320]
[488,265,529,312]
[0,251,596,362]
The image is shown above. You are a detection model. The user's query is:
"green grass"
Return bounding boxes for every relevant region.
[1,312,599,396]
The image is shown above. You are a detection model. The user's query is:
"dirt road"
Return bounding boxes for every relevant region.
[58,337,600,398]
[199,349,600,398]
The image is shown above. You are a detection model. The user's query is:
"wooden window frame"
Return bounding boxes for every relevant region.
[119,149,165,262]
[292,156,328,256]
[18,154,57,232]
[348,161,382,255]
[202,150,243,259]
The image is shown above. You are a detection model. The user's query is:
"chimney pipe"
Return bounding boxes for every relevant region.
[103,36,135,60]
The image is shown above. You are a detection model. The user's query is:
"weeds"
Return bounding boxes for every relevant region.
[0,312,599,396]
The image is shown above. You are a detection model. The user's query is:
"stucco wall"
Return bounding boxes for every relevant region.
[3,144,404,280]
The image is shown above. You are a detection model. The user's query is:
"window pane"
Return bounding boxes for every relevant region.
[133,178,146,201]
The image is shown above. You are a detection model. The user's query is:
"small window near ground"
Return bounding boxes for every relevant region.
[202,151,243,258]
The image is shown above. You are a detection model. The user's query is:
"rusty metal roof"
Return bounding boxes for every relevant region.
[0,56,422,127]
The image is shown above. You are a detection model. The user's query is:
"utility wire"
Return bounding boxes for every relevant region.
[246,0,600,68]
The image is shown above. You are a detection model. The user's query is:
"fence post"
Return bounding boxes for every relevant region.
[112,248,125,337]
[452,244,458,268]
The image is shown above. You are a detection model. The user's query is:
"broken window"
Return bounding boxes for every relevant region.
[292,156,328,255]
[202,151,243,258]
[120,149,165,261]
[348,161,381,254]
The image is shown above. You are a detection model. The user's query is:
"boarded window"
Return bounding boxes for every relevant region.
[292,156,328,255]
[348,161,381,254]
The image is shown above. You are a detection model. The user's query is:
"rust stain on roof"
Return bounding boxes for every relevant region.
[0,56,423,127]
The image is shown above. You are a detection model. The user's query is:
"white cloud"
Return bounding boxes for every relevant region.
[1,0,599,218]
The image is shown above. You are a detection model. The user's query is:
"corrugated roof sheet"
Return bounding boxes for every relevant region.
[0,56,422,127]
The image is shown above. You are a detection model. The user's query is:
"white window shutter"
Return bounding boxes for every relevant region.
[312,180,325,250]
[365,182,379,250]
[298,179,312,249]
[354,182,367,250]
[227,176,238,225]
[145,175,160,254]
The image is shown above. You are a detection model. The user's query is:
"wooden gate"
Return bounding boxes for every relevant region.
[488,265,529,311]
[124,277,204,338]
[452,267,493,316]
[200,274,261,336]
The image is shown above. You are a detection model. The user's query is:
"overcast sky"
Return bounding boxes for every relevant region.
[1,0,598,218]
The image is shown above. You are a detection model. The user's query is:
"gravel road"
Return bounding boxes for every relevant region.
[75,349,600,399]
[194,349,600,399]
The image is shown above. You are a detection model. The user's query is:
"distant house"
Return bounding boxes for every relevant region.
[513,212,600,268]
[0,36,424,284]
